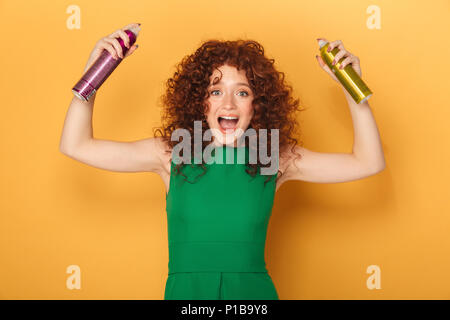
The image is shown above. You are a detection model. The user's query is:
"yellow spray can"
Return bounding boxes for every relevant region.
[318,40,373,104]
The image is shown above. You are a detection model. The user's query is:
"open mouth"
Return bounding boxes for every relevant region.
[217,115,239,134]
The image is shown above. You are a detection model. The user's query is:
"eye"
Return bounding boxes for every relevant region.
[210,90,250,97]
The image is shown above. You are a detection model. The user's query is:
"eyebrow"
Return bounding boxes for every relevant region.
[209,82,251,88]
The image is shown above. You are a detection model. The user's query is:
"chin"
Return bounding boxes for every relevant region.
[211,127,247,147]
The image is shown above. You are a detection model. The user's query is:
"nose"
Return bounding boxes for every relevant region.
[221,91,238,110]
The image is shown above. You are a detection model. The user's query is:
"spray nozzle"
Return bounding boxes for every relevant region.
[318,39,328,49]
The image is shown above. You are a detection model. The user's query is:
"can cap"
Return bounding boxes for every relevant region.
[318,39,328,49]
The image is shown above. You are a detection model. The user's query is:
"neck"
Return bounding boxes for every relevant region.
[212,136,246,148]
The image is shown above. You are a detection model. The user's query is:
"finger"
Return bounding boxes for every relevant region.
[104,37,124,59]
[116,29,131,48]
[327,39,343,52]
[100,41,119,60]
[109,29,131,48]
[124,44,138,58]
[331,49,348,66]
[338,56,353,69]
[327,39,344,52]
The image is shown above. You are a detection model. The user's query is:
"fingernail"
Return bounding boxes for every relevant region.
[138,23,141,26]
[135,44,139,48]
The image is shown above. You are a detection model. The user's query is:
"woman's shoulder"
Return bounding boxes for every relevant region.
[278,143,303,175]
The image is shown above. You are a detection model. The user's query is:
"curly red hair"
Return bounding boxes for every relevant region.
[153,39,305,185]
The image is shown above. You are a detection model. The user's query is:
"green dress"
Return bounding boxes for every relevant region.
[164,145,279,300]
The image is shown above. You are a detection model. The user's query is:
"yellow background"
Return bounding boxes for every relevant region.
[1,0,449,299]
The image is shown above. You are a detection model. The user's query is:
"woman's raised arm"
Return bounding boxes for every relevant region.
[59,23,167,174]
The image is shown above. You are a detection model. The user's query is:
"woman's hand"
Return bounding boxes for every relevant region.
[315,38,362,83]
[83,23,140,73]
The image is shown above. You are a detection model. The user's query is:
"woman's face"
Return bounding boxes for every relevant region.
[205,64,254,147]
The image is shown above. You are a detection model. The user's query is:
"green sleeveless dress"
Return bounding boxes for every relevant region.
[164,145,279,300]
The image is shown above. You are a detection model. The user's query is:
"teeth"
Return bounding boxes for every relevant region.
[220,116,238,120]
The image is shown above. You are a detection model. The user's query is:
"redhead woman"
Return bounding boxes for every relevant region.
[60,23,385,300]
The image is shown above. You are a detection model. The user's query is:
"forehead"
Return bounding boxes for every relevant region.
[209,64,249,84]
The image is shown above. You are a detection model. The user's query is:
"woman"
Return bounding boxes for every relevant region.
[60,23,385,300]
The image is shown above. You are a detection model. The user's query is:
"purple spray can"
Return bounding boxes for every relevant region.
[72,26,141,101]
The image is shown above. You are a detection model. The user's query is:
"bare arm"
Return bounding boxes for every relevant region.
[59,87,167,174]
[279,91,385,185]
[59,94,96,153]
[280,145,383,185]
[60,22,139,154]
[59,23,166,174]
[278,42,385,185]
